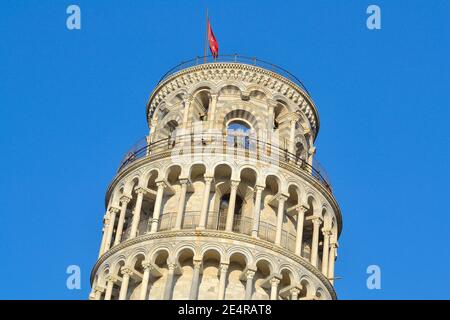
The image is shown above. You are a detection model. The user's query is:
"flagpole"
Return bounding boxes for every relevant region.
[204,8,208,63]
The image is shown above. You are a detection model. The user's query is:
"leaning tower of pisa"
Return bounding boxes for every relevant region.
[90,55,342,300]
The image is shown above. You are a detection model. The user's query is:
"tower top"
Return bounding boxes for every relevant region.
[146,54,321,139]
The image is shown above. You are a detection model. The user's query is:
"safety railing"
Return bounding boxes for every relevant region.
[118,133,332,192]
[157,212,297,253]
[157,54,310,95]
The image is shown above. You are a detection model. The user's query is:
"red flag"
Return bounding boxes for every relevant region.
[207,19,219,58]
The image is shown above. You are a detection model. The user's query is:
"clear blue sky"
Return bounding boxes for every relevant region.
[0,0,448,299]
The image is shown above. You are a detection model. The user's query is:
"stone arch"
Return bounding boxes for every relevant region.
[165,164,182,185]
[279,265,298,284]
[254,256,275,275]
[186,81,215,97]
[126,249,147,267]
[188,162,207,181]
[223,108,259,132]
[150,246,172,265]
[299,275,315,298]
[238,165,259,186]
[272,94,295,113]
[189,86,213,123]
[306,193,320,216]
[200,244,226,262]
[246,84,272,100]
[141,168,160,188]
[124,176,140,195]
[215,80,246,95]
[111,256,127,275]
[173,244,198,263]
[226,246,252,266]
[213,162,234,181]
[218,84,243,96]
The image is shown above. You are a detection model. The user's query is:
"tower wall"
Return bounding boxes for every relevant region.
[90,60,342,301]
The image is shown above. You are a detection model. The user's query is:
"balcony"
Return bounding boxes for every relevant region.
[117,133,332,192]
[121,211,304,255]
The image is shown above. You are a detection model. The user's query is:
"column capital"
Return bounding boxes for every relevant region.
[255,185,265,192]
[246,270,256,280]
[120,266,134,276]
[106,275,118,283]
[277,193,289,202]
[168,263,178,271]
[141,261,152,270]
[267,99,277,108]
[109,207,120,214]
[230,180,240,189]
[179,178,189,185]
[290,287,300,295]
[219,263,229,273]
[270,277,280,286]
[321,228,332,236]
[156,180,167,189]
[204,176,214,183]
[193,260,202,269]
[134,187,148,195]
[120,195,132,204]
[298,204,309,214]
[312,216,323,225]
[184,95,194,104]
[94,285,105,293]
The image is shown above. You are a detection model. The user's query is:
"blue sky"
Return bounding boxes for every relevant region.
[0,0,448,299]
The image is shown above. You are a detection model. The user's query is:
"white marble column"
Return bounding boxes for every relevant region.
[251,185,265,238]
[275,195,288,246]
[104,207,120,252]
[150,181,166,233]
[174,179,188,230]
[270,278,280,300]
[328,242,338,285]
[208,93,218,129]
[104,275,117,300]
[198,176,213,229]
[114,196,131,245]
[245,270,256,300]
[129,188,146,239]
[182,96,193,129]
[119,266,133,300]
[94,286,104,300]
[139,261,152,300]
[189,260,202,300]
[225,180,240,232]
[289,119,297,154]
[290,287,300,300]
[217,263,229,300]
[310,216,323,267]
[163,263,177,300]
[294,205,307,256]
[98,211,110,257]
[321,229,332,275]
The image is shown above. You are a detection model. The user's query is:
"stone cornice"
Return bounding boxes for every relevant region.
[90,229,337,300]
[145,62,320,139]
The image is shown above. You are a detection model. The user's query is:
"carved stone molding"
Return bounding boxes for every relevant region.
[91,229,337,300]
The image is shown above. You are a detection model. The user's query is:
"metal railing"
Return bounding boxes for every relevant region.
[157,212,297,253]
[157,54,310,95]
[118,133,332,192]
